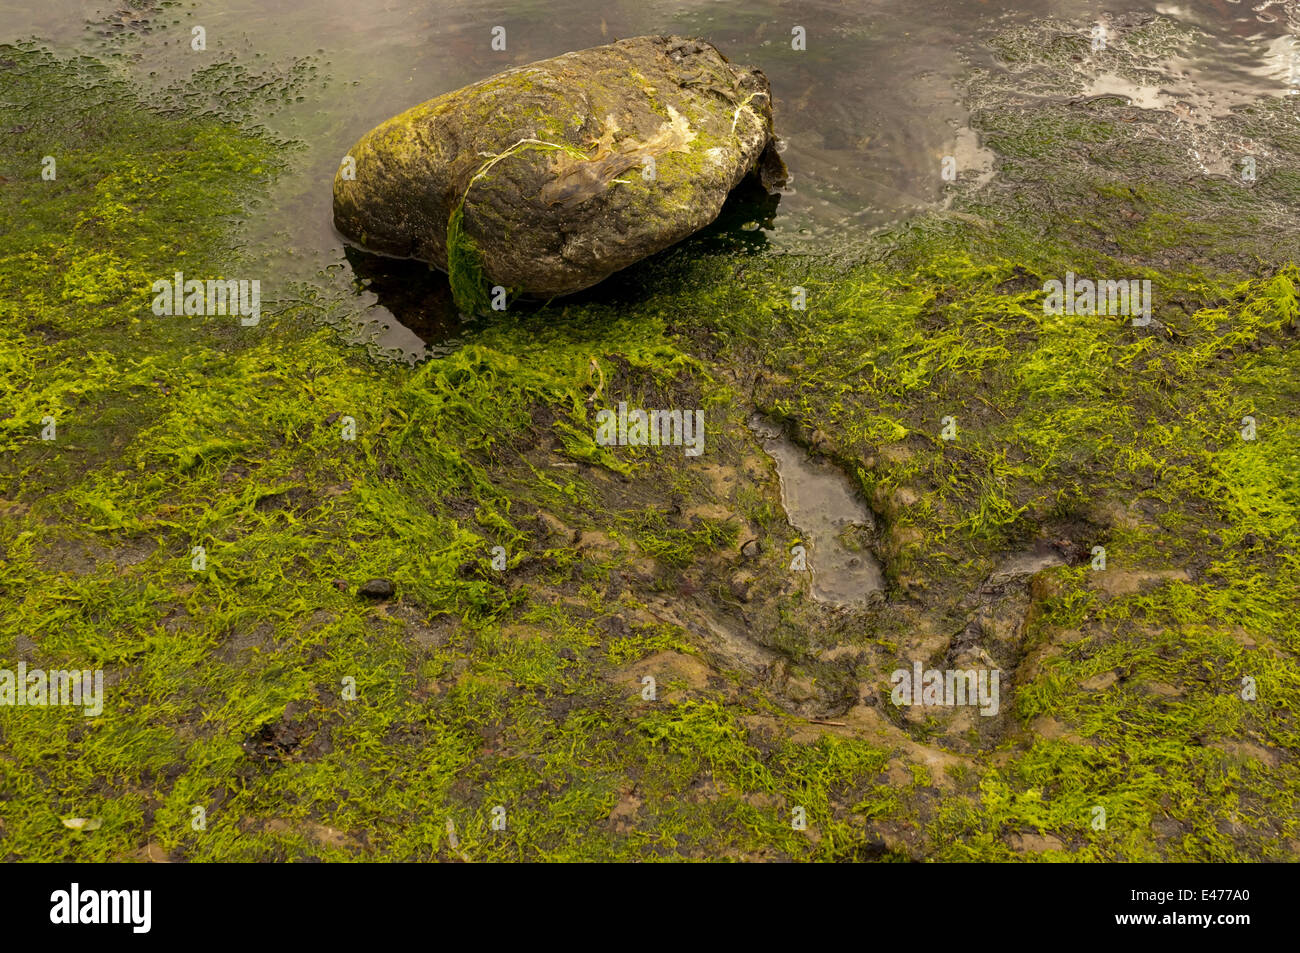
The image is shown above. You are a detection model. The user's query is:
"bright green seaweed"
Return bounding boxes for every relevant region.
[1,13,1298,863]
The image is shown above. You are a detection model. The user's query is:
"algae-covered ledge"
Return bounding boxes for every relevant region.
[0,8,1298,863]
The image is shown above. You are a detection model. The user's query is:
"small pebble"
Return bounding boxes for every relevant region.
[358,578,395,599]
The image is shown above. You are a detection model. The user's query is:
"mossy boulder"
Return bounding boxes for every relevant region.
[332,35,784,310]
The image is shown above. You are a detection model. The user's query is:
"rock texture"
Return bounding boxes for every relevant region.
[332,35,784,309]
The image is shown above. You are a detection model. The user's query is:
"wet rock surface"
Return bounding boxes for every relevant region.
[333,35,783,306]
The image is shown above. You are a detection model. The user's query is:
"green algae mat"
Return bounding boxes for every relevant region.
[1,11,1298,863]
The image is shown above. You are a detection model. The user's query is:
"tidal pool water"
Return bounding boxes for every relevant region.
[749,415,885,607]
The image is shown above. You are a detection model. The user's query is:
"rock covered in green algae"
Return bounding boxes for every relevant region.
[332,35,784,310]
